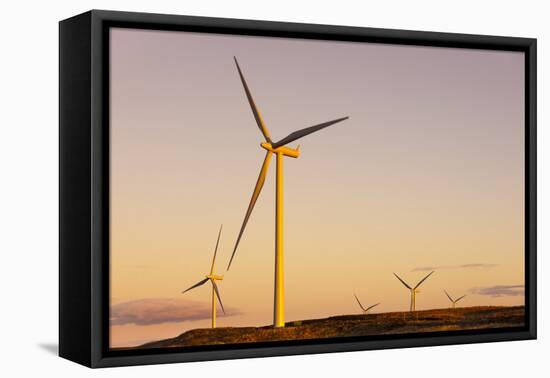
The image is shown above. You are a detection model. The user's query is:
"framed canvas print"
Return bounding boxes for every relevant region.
[59,10,537,368]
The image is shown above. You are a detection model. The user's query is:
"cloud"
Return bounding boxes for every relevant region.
[412,266,440,272]
[459,263,499,269]
[469,285,525,297]
[412,263,498,272]
[110,298,240,326]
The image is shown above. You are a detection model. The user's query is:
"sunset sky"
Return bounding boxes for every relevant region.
[109,27,525,348]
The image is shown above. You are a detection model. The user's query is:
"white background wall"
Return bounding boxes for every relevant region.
[0,0,546,376]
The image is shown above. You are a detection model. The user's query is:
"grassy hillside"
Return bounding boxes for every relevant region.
[135,306,524,349]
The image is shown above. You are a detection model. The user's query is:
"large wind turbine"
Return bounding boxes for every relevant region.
[393,271,434,312]
[227,57,349,328]
[354,294,380,314]
[444,290,466,309]
[182,225,226,328]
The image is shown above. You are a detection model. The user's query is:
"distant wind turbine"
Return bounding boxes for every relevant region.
[444,290,466,309]
[227,57,349,328]
[393,271,434,312]
[182,225,225,328]
[354,294,380,314]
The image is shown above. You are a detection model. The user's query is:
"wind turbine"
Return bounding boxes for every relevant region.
[354,294,380,314]
[227,57,349,328]
[182,225,226,328]
[444,290,466,309]
[393,271,434,312]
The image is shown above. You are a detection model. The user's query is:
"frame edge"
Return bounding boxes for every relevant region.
[59,11,94,368]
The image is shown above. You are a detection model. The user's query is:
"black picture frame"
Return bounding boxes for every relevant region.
[59,9,537,368]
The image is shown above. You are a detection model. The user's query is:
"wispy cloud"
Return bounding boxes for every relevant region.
[412,263,498,272]
[469,285,525,297]
[110,298,240,326]
[412,266,441,272]
[459,263,499,269]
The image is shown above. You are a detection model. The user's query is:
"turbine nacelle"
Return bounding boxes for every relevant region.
[260,142,300,158]
[206,274,224,281]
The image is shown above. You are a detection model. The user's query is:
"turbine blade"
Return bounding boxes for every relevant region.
[444,290,454,302]
[210,224,223,275]
[227,151,273,270]
[367,303,381,311]
[234,57,272,143]
[211,281,226,314]
[182,277,209,294]
[414,271,435,289]
[271,117,349,149]
[354,293,366,311]
[393,273,412,289]
[455,295,466,303]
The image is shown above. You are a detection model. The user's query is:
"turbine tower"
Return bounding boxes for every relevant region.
[182,225,226,328]
[393,271,434,312]
[444,290,466,309]
[227,57,349,328]
[354,293,380,314]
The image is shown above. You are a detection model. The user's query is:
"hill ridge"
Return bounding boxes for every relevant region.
[129,306,524,350]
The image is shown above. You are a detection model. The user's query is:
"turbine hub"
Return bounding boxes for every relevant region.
[261,142,300,158]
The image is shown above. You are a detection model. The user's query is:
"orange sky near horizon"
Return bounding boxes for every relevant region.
[109,28,525,348]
